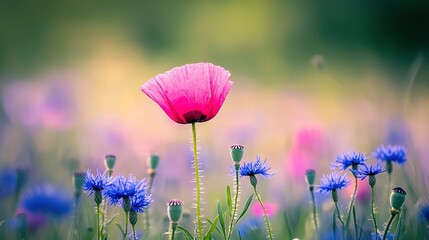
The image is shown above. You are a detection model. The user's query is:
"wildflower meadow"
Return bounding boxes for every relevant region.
[1,2,429,240]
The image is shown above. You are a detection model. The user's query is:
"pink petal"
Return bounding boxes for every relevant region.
[140,62,232,124]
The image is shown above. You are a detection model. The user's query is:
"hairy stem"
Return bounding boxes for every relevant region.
[227,168,240,239]
[192,122,203,239]
[345,175,358,235]
[124,211,129,240]
[310,188,318,233]
[96,204,101,240]
[253,186,273,240]
[383,213,397,240]
[371,186,379,239]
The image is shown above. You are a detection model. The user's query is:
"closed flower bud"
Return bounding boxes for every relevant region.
[167,199,184,223]
[230,145,244,164]
[73,171,86,196]
[129,211,138,226]
[94,190,103,206]
[147,154,160,172]
[104,154,116,170]
[305,169,316,186]
[390,187,406,211]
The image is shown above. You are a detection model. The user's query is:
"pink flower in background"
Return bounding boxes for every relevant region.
[140,62,233,124]
[285,128,326,179]
[252,202,278,217]
[2,75,76,130]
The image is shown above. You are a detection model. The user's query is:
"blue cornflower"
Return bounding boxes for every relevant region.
[331,151,368,170]
[317,172,351,194]
[21,184,72,218]
[83,170,112,195]
[239,156,274,178]
[373,145,407,164]
[130,192,152,213]
[105,175,148,207]
[418,204,429,222]
[0,167,16,198]
[372,232,394,240]
[351,162,386,180]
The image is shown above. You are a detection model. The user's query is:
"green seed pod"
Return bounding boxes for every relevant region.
[386,161,392,175]
[390,187,406,211]
[94,190,103,206]
[167,199,184,223]
[147,154,160,171]
[369,175,376,188]
[250,175,258,188]
[129,211,138,226]
[73,171,86,196]
[104,154,116,170]
[123,197,131,213]
[230,145,244,164]
[331,189,338,203]
[305,169,316,186]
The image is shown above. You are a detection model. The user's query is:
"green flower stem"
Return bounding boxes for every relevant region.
[124,211,129,240]
[252,186,273,240]
[101,171,112,237]
[310,187,318,233]
[144,175,154,235]
[371,186,379,239]
[171,223,177,240]
[132,224,137,240]
[345,175,358,238]
[227,166,240,239]
[192,122,203,239]
[96,204,101,240]
[383,212,397,240]
[68,196,80,240]
[334,201,344,226]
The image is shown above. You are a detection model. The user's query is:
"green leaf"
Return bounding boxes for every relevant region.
[227,185,232,216]
[237,194,253,223]
[177,225,194,240]
[0,220,5,228]
[105,213,119,225]
[204,215,220,240]
[217,200,226,238]
[205,217,222,236]
[238,229,242,240]
[114,223,125,237]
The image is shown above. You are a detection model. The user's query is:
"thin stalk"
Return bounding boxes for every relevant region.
[253,186,273,240]
[132,224,137,240]
[371,187,379,239]
[383,213,397,240]
[68,196,80,240]
[345,175,358,236]
[227,168,240,239]
[171,224,177,240]
[334,201,345,240]
[352,205,358,239]
[310,188,318,233]
[144,175,153,237]
[124,211,129,240]
[192,122,203,239]
[101,171,112,237]
[334,201,344,226]
[96,204,101,240]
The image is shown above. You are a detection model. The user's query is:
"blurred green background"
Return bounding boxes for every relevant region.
[1,1,429,239]
[1,1,429,86]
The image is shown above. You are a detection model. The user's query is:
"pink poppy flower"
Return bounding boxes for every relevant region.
[140,62,233,124]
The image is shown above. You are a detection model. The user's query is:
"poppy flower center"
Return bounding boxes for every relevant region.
[183,110,207,123]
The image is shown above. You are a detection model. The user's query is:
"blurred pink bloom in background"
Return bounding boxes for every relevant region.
[2,74,76,130]
[252,202,279,217]
[140,62,233,124]
[285,128,326,179]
